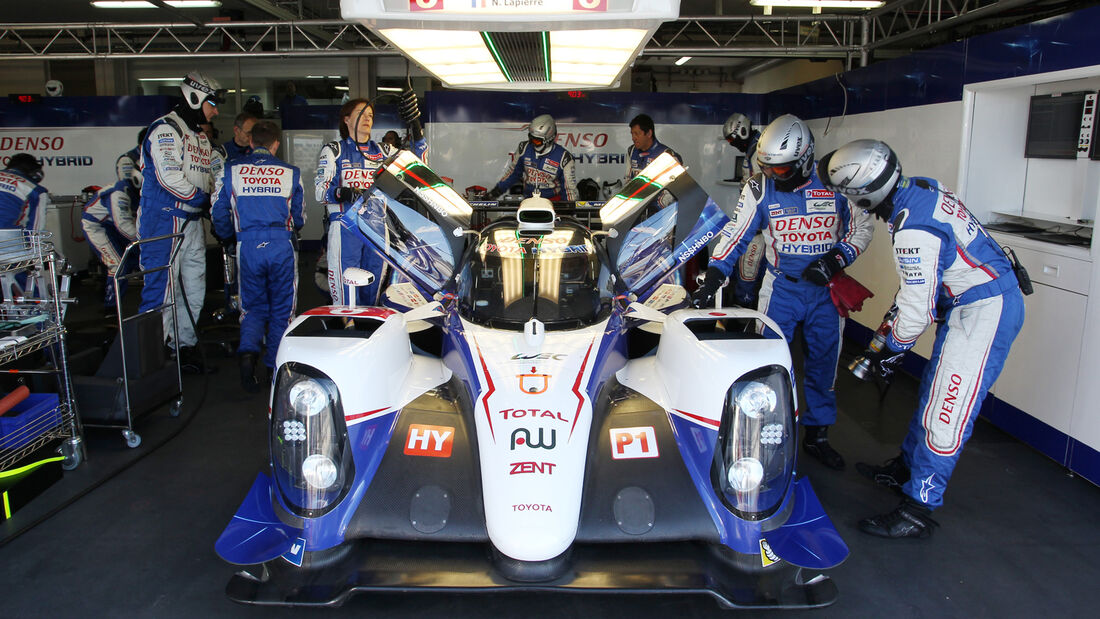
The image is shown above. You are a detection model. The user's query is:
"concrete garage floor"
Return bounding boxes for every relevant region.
[2,253,1099,617]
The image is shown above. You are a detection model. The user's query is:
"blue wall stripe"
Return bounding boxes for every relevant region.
[0,95,174,128]
[768,5,1100,122]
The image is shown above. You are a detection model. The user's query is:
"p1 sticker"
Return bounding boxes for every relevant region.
[610,426,659,459]
[404,424,454,457]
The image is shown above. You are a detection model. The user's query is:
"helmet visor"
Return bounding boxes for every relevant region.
[759,162,794,180]
[529,135,545,149]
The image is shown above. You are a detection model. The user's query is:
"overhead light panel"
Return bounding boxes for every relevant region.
[343,0,680,90]
[675,56,691,66]
[749,0,884,8]
[91,1,222,7]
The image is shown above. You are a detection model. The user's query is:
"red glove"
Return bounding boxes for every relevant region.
[827,272,873,318]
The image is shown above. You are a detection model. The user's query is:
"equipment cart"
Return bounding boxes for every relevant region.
[0,229,84,479]
[75,232,183,448]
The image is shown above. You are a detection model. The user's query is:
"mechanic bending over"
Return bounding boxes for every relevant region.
[82,174,141,314]
[722,112,766,308]
[138,71,223,374]
[0,153,50,231]
[487,114,578,202]
[212,121,305,393]
[820,139,1026,539]
[316,91,426,306]
[692,114,874,472]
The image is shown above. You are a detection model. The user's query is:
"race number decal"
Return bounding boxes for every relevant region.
[610,426,659,459]
[410,0,443,11]
[574,0,607,10]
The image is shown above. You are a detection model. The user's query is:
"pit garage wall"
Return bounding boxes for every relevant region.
[763,4,1100,484]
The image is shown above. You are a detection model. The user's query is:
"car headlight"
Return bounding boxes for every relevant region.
[710,365,795,520]
[271,363,354,517]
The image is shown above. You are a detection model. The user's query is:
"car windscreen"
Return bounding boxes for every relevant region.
[457,222,610,330]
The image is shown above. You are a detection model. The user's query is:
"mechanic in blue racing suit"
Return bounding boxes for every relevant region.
[691,114,875,471]
[115,128,147,183]
[316,91,426,306]
[82,175,140,313]
[723,112,766,307]
[0,153,50,231]
[487,114,578,201]
[138,71,223,372]
[820,139,1025,539]
[213,121,305,393]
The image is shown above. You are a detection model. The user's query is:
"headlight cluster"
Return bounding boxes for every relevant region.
[710,365,795,520]
[271,363,354,517]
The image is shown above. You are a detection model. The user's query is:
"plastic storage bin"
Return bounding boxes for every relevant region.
[0,393,62,450]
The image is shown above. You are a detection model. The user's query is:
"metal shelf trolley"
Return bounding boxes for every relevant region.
[0,229,84,474]
[76,232,183,449]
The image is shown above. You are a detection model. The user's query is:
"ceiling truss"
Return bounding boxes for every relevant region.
[0,1,1050,64]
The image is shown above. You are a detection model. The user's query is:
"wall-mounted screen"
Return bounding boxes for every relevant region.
[1025,91,1087,159]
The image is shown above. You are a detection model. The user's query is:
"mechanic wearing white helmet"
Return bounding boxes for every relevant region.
[488,114,578,201]
[722,112,766,307]
[819,139,1026,539]
[82,174,141,314]
[137,71,224,373]
[691,114,875,471]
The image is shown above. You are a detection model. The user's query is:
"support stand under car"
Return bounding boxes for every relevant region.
[72,232,184,448]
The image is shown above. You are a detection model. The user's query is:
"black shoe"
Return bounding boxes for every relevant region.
[859,499,939,539]
[179,345,216,375]
[239,353,260,393]
[856,455,910,493]
[801,425,845,470]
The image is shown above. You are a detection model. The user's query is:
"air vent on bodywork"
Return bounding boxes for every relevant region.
[482,32,550,83]
[289,316,385,338]
[683,317,764,341]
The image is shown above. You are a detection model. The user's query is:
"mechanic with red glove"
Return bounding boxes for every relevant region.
[691,114,874,471]
[820,139,1026,539]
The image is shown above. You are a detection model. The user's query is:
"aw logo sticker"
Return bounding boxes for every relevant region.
[759,539,779,567]
[610,426,658,459]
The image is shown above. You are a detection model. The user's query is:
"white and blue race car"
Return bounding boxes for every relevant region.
[215,152,848,609]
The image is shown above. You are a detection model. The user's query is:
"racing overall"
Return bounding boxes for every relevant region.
[116,146,140,183]
[492,140,578,201]
[880,177,1024,509]
[708,165,874,427]
[212,147,305,370]
[137,109,214,348]
[222,139,252,164]
[0,169,49,230]
[732,132,765,307]
[316,136,427,306]
[82,180,139,309]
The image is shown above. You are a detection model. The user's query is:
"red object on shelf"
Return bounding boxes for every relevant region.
[0,385,30,417]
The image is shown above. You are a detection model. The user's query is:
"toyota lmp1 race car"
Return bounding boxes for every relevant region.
[215,151,848,609]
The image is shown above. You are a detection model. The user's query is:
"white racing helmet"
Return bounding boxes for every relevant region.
[819,139,902,210]
[755,114,815,189]
[180,72,225,110]
[723,113,751,141]
[528,114,557,157]
[44,80,63,97]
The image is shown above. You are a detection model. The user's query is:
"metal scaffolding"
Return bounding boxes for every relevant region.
[0,1,1056,63]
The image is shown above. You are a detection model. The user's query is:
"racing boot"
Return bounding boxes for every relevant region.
[858,498,939,539]
[801,424,845,470]
[856,454,910,493]
[179,345,207,375]
[239,352,260,393]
